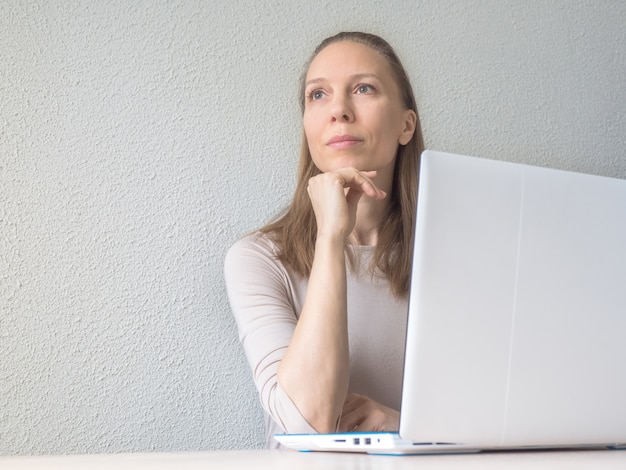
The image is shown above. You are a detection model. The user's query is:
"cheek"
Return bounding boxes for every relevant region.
[371,114,401,146]
[372,119,405,162]
[303,118,325,154]
[381,112,408,145]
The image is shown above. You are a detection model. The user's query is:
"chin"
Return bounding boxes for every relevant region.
[317,158,371,173]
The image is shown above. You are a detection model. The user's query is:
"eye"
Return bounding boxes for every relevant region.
[307,89,326,101]
[355,84,375,94]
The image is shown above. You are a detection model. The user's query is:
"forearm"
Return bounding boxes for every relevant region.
[277,234,350,433]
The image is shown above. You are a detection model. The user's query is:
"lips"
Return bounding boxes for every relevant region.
[326,134,363,148]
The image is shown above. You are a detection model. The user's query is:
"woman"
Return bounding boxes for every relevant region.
[224,32,425,448]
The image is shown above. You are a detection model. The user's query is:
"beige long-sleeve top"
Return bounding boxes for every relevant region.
[224,233,408,448]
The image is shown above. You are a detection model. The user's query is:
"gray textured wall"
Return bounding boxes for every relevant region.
[1,0,625,456]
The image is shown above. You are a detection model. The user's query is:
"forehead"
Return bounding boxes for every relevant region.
[305,40,392,82]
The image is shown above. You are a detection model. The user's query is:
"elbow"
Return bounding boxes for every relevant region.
[286,392,344,434]
[301,407,340,434]
[274,375,344,434]
[312,420,340,434]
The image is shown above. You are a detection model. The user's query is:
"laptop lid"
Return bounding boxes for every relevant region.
[401,150,626,447]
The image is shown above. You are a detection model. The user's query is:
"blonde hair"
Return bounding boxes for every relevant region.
[260,32,425,298]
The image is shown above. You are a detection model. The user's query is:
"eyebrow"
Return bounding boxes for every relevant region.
[304,73,381,88]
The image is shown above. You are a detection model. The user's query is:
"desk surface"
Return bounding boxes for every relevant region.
[1,449,626,470]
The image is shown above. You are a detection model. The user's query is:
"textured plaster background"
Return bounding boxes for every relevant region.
[1,0,625,456]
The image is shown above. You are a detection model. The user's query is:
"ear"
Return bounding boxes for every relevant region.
[398,109,417,145]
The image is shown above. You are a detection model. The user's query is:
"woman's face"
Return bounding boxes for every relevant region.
[303,41,416,180]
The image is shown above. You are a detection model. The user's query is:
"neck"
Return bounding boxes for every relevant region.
[351,194,388,246]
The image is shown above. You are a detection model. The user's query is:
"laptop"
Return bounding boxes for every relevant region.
[275,150,626,454]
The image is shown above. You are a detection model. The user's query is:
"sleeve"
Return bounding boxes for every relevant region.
[224,235,316,434]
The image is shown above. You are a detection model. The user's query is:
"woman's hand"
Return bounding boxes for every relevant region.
[337,393,400,432]
[307,168,386,242]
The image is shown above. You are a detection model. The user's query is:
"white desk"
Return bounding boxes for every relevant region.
[1,449,625,469]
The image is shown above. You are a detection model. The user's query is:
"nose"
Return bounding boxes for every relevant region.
[330,94,354,123]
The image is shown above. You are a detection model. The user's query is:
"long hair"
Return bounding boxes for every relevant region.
[260,32,425,298]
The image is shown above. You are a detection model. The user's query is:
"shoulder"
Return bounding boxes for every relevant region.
[224,232,293,291]
[225,232,280,271]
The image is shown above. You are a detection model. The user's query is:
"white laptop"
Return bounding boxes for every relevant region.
[275,150,626,454]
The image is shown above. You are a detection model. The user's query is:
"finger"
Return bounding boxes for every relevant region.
[308,168,385,199]
[337,408,365,432]
[344,186,364,208]
[336,169,386,200]
[340,393,363,414]
[337,394,368,432]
